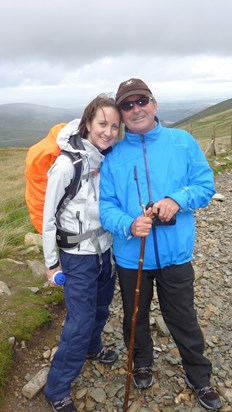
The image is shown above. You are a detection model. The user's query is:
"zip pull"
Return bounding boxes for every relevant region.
[134,166,143,208]
[141,135,153,202]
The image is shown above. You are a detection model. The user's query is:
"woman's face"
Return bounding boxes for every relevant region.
[86,107,120,151]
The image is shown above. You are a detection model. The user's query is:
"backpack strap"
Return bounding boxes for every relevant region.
[56,226,105,248]
[54,148,106,258]
[55,150,83,224]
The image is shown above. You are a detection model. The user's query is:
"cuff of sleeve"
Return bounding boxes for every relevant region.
[123,219,134,239]
[126,221,134,240]
[166,193,187,212]
[49,260,59,270]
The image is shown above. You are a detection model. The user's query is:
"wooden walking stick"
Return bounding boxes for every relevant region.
[123,167,147,412]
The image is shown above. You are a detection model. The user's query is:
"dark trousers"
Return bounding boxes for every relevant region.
[44,248,115,401]
[117,261,212,388]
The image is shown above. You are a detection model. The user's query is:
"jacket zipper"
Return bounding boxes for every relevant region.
[141,134,161,269]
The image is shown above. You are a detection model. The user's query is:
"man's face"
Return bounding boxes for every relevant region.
[120,94,157,134]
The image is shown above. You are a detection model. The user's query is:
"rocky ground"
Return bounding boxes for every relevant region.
[1,171,232,412]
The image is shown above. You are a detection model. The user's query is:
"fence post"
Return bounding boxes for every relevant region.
[205,126,216,157]
[231,125,232,149]
[211,125,216,156]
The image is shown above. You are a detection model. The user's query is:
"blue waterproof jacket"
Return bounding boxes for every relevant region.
[100,120,215,270]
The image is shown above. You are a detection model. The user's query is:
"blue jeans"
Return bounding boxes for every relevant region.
[44,248,115,401]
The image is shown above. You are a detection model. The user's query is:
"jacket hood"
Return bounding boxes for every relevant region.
[56,119,86,154]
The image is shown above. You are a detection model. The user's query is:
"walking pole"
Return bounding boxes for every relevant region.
[123,167,147,412]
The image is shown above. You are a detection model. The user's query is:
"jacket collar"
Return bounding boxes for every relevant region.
[125,116,161,143]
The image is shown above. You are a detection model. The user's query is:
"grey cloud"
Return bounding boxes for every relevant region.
[1,0,232,66]
[0,0,232,105]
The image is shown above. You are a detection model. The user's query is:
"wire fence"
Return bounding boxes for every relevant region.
[181,123,232,153]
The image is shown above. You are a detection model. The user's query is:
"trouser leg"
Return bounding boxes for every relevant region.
[117,265,154,368]
[44,251,100,401]
[156,261,212,387]
[87,248,116,354]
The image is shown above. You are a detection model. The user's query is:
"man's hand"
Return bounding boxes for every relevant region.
[147,198,179,222]
[130,215,152,237]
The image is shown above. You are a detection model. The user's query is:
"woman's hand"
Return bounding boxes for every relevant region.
[46,266,62,286]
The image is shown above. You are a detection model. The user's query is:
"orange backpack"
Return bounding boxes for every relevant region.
[25,123,67,234]
[25,122,85,235]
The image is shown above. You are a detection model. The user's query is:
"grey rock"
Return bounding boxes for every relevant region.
[24,232,43,246]
[8,336,15,347]
[26,259,45,277]
[0,280,11,296]
[89,388,106,403]
[27,287,40,294]
[127,401,142,412]
[22,367,49,399]
[155,315,170,337]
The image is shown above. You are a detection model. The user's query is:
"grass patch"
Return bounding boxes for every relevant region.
[209,151,232,174]
[12,307,52,341]
[0,339,13,403]
[173,102,232,149]
[0,148,33,258]
[0,258,64,404]
[0,284,64,342]
[0,261,64,341]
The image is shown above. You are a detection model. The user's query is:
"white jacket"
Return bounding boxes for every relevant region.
[42,119,112,268]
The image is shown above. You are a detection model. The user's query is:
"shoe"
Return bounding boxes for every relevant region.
[186,376,222,410]
[133,367,154,389]
[47,396,77,412]
[87,346,118,364]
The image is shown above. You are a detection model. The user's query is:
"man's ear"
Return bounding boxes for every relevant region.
[153,100,158,112]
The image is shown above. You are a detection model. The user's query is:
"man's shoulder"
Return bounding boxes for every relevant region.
[102,138,129,171]
[166,127,195,142]
[111,138,127,153]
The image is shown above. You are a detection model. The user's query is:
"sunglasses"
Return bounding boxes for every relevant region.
[119,96,152,111]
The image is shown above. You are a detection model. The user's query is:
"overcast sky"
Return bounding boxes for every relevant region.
[1,0,232,109]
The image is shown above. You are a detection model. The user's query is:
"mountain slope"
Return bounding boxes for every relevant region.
[0,103,82,147]
[0,99,231,147]
[173,98,232,126]
[172,98,232,146]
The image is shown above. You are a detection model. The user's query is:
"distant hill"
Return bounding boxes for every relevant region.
[173,98,232,127]
[0,103,83,147]
[157,100,211,125]
[0,99,231,147]
[171,98,232,147]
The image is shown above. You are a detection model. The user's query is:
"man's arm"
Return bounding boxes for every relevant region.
[164,136,215,213]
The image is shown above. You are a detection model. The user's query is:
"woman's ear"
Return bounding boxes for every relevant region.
[86,121,91,132]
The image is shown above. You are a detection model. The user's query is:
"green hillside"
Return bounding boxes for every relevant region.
[0,99,231,149]
[172,99,232,150]
[0,103,83,147]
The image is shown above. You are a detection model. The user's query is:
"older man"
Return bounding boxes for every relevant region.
[100,78,222,410]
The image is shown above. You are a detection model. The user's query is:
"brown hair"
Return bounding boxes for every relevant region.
[78,94,122,139]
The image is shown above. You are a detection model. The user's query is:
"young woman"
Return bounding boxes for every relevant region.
[42,94,121,412]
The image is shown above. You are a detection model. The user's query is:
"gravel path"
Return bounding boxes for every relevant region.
[1,171,232,412]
